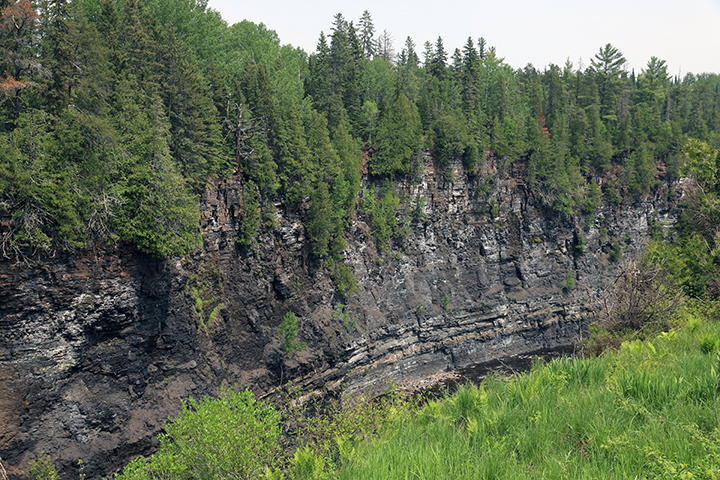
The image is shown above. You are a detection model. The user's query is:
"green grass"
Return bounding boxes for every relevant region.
[114,304,720,480]
[334,311,720,480]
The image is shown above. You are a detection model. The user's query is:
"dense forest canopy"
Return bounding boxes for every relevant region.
[1,0,720,262]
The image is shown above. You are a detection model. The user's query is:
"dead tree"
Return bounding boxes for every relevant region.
[222,96,266,175]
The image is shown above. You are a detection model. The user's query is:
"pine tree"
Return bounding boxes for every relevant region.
[358,10,374,58]
[372,93,422,175]
[0,0,44,128]
[428,36,447,81]
[461,37,481,114]
[590,43,627,120]
[306,182,333,256]
[111,78,201,257]
[159,28,227,186]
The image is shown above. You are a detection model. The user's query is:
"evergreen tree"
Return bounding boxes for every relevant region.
[461,37,481,114]
[0,0,44,129]
[372,93,423,176]
[428,37,448,81]
[306,181,333,256]
[590,43,627,120]
[358,10,374,58]
[160,28,227,186]
[111,78,201,257]
[397,36,420,102]
[237,179,260,246]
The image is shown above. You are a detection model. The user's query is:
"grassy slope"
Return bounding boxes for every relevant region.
[335,305,720,479]
[111,303,720,479]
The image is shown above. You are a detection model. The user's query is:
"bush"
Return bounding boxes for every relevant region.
[327,258,358,298]
[28,453,58,480]
[116,387,282,479]
[586,256,683,354]
[363,186,404,251]
[440,293,450,310]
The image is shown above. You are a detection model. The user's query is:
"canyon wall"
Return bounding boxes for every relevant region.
[0,158,683,478]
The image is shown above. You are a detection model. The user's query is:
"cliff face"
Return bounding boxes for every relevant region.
[0,158,683,478]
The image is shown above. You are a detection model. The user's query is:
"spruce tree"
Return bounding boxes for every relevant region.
[306,182,333,257]
[372,93,422,176]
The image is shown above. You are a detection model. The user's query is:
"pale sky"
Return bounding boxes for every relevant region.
[207,0,720,76]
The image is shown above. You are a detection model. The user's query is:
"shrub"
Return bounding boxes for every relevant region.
[586,256,684,354]
[28,453,58,480]
[116,387,282,479]
[440,293,451,310]
[327,258,358,298]
[362,186,404,251]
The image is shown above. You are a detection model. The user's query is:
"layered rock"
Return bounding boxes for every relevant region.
[0,158,683,478]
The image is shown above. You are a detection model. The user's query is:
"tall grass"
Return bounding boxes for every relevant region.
[332,310,720,480]
[113,305,720,479]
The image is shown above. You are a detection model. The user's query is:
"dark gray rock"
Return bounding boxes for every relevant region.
[0,159,685,478]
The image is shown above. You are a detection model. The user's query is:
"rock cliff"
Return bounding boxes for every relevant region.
[0,157,683,478]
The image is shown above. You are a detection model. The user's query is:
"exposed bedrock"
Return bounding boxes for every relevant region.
[0,159,684,478]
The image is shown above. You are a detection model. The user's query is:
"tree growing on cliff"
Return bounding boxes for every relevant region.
[306,182,333,257]
[236,180,261,247]
[277,311,306,360]
[276,311,306,385]
[371,93,422,176]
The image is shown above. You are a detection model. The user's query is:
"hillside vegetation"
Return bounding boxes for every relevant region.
[2,0,720,268]
[7,1,720,478]
[99,301,720,479]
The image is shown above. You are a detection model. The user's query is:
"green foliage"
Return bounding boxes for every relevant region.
[237,180,261,247]
[440,293,451,310]
[563,271,575,291]
[411,194,428,224]
[4,1,720,262]
[264,202,278,228]
[185,259,225,333]
[307,182,334,256]
[338,313,720,480]
[574,236,585,255]
[581,182,602,214]
[115,387,282,480]
[431,109,474,170]
[28,452,58,480]
[698,332,720,354]
[362,186,405,252]
[682,138,719,188]
[114,303,720,480]
[489,200,499,219]
[290,446,328,480]
[584,250,684,355]
[277,312,306,359]
[372,93,422,176]
[327,257,358,298]
[331,303,355,332]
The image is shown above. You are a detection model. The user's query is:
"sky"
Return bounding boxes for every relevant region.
[206,0,720,76]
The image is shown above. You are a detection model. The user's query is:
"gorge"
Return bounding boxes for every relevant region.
[0,157,682,478]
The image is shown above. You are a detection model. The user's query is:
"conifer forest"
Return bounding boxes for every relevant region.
[2,0,719,263]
